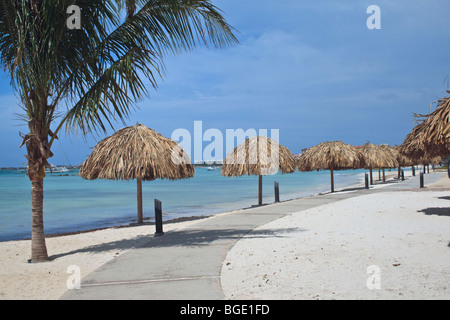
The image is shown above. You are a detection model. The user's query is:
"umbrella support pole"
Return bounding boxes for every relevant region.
[137,178,143,224]
[369,168,373,185]
[330,167,334,193]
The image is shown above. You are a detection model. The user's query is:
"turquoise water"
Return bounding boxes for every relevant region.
[0,167,367,241]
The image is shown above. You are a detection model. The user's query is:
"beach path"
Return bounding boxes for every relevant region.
[60,172,447,300]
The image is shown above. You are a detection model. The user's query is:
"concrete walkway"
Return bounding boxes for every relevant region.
[60,171,445,300]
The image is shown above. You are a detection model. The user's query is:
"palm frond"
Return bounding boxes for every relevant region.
[1,0,238,142]
[61,0,238,137]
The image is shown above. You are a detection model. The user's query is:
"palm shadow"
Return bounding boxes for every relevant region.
[417,207,450,217]
[49,226,305,261]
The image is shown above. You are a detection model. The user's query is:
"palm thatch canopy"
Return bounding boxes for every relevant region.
[79,124,194,223]
[221,136,296,176]
[297,141,365,192]
[418,155,442,166]
[360,143,398,184]
[399,120,430,160]
[400,92,450,159]
[221,136,295,205]
[297,141,364,172]
[79,124,194,181]
[419,94,450,156]
[393,145,415,167]
[361,143,398,169]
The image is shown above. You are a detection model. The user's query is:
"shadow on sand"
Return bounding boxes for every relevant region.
[418,207,450,217]
[49,226,305,261]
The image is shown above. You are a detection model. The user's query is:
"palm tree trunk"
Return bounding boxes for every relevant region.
[25,119,52,262]
[137,178,143,224]
[31,179,48,262]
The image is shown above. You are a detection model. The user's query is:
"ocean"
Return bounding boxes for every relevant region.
[0,166,368,241]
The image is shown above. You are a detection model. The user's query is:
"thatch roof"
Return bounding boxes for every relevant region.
[221,136,296,176]
[393,145,415,166]
[419,93,450,155]
[79,124,194,181]
[419,155,442,165]
[399,120,429,159]
[360,143,398,169]
[400,92,450,158]
[297,141,365,172]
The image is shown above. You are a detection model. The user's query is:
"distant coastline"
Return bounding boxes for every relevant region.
[0,163,224,170]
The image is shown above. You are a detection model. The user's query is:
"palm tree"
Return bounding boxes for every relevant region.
[0,0,237,262]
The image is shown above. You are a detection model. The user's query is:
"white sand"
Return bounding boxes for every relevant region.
[0,173,448,300]
[221,175,450,300]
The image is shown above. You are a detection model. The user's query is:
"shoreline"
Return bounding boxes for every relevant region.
[0,170,446,300]
[1,168,399,243]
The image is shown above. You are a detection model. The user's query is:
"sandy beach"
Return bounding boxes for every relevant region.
[0,171,448,300]
[221,174,450,300]
[0,215,223,300]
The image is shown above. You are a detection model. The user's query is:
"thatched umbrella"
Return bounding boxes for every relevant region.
[380,144,401,181]
[394,145,414,167]
[400,93,449,157]
[360,143,398,184]
[399,120,430,160]
[418,155,442,173]
[79,124,194,223]
[221,136,296,205]
[297,141,365,193]
[391,145,414,178]
[400,92,449,177]
[418,94,450,156]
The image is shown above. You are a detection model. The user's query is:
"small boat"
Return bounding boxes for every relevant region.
[46,164,73,174]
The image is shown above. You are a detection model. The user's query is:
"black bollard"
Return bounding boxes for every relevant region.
[274,181,280,203]
[420,172,424,188]
[412,166,416,176]
[401,170,405,181]
[154,199,164,237]
[365,173,369,189]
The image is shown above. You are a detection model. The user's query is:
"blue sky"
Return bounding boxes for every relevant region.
[0,0,449,167]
